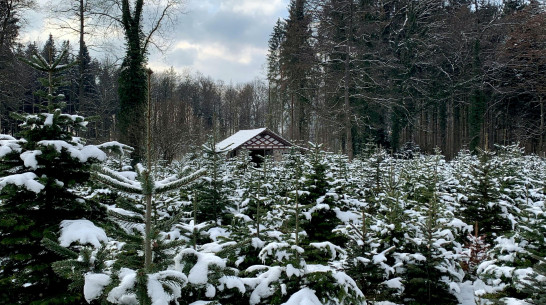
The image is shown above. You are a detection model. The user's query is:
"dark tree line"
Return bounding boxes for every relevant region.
[0,34,119,143]
[1,0,544,161]
[267,0,546,158]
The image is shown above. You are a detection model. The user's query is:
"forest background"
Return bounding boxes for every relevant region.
[0,0,544,161]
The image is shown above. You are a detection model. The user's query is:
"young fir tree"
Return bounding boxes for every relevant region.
[193,138,233,225]
[244,145,365,305]
[298,143,346,263]
[401,153,462,304]
[480,189,546,304]
[518,210,546,304]
[218,153,284,277]
[211,149,264,271]
[357,155,411,302]
[86,73,206,304]
[517,166,546,304]
[342,148,401,303]
[46,70,207,305]
[0,48,107,304]
[460,149,511,242]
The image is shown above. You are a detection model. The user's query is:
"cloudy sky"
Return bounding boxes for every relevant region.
[20,0,290,83]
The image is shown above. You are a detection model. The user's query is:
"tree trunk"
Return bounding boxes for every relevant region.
[291,92,295,141]
[0,0,13,49]
[344,0,354,161]
[538,96,544,154]
[78,0,84,114]
[144,68,153,270]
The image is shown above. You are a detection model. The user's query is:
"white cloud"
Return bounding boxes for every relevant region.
[221,0,286,16]
[19,0,290,83]
[173,40,265,64]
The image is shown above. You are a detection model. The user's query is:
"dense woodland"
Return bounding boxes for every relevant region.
[1,1,546,304]
[1,0,545,160]
[267,0,546,159]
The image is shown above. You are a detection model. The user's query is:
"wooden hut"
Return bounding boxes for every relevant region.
[216,128,292,163]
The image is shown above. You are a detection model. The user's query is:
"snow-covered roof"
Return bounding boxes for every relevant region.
[216,128,267,151]
[216,128,291,151]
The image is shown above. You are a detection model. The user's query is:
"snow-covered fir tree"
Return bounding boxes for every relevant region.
[193,137,234,225]
[0,48,107,304]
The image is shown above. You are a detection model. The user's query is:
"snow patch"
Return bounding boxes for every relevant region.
[383,277,404,291]
[280,288,323,305]
[59,219,108,248]
[84,273,111,303]
[175,249,226,285]
[147,270,187,305]
[0,172,44,193]
[20,150,42,169]
[218,276,246,294]
[107,268,138,304]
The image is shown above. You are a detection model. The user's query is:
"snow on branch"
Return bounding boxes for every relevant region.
[154,168,206,193]
[59,219,108,248]
[38,140,106,163]
[174,248,226,285]
[0,172,45,193]
[0,136,23,157]
[92,167,143,194]
[280,287,322,305]
[309,241,346,260]
[96,141,134,155]
[84,273,111,303]
[92,164,206,196]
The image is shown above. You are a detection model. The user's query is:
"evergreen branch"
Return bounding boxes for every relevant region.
[92,169,142,194]
[93,172,142,193]
[42,237,79,259]
[17,55,47,72]
[51,49,79,73]
[176,165,192,178]
[111,226,144,244]
[175,222,215,235]
[51,259,83,274]
[114,198,145,216]
[51,49,68,70]
[348,222,364,240]
[107,209,144,224]
[135,163,146,177]
[51,260,86,284]
[96,141,134,155]
[8,112,29,123]
[216,238,253,258]
[95,165,141,187]
[529,253,546,264]
[154,168,206,194]
[156,210,187,231]
[32,52,50,69]
[155,239,187,251]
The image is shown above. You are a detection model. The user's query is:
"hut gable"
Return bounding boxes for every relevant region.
[216,128,292,162]
[217,128,291,151]
[217,128,267,151]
